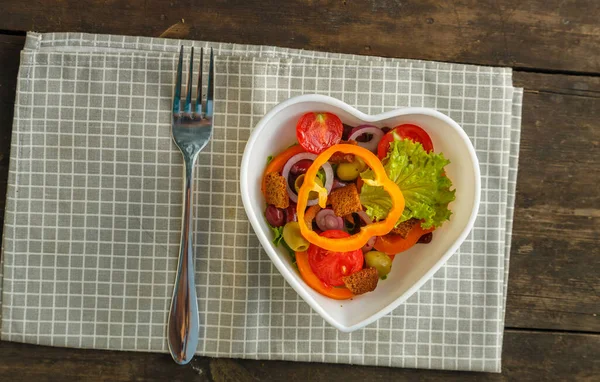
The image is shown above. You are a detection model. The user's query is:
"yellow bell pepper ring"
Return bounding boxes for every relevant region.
[296,144,405,252]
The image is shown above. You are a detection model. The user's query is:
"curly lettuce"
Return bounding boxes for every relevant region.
[360,139,455,229]
[268,223,296,263]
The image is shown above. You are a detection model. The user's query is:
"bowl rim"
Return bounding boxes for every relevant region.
[240,94,481,332]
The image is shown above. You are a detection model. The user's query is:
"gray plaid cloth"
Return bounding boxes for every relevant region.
[0,32,522,372]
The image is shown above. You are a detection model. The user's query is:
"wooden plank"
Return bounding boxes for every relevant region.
[0,0,599,73]
[507,72,600,332]
[0,34,598,334]
[0,330,598,380]
[0,34,23,229]
[0,340,212,381]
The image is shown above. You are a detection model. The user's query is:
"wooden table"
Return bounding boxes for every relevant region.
[0,1,598,380]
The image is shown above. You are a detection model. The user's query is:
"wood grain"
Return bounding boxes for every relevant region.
[0,340,212,382]
[0,330,598,381]
[0,34,23,230]
[0,0,599,73]
[216,331,600,381]
[508,72,600,332]
[159,20,191,40]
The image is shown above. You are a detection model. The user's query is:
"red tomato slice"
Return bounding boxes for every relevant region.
[307,230,364,286]
[296,251,354,300]
[373,224,435,255]
[296,112,343,154]
[377,124,434,159]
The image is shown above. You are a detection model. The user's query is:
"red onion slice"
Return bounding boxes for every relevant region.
[356,210,373,225]
[348,125,385,153]
[355,210,375,251]
[331,178,348,190]
[281,152,334,206]
[315,209,344,231]
[362,236,376,252]
[349,124,377,137]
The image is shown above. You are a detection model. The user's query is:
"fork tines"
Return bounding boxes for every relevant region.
[173,46,214,117]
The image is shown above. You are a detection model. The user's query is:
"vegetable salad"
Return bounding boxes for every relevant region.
[262,112,455,299]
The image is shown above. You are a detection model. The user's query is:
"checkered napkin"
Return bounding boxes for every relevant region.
[0,32,522,372]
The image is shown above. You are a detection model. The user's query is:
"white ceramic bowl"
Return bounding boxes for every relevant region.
[240,94,480,332]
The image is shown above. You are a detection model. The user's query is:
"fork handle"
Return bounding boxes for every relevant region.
[167,158,199,365]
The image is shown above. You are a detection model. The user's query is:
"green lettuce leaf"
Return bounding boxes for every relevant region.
[360,139,455,229]
[316,168,326,187]
[270,225,285,246]
[281,239,297,264]
[359,184,394,222]
[269,223,297,265]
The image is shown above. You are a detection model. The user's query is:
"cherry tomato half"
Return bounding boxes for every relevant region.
[296,112,343,154]
[377,124,434,159]
[307,230,364,286]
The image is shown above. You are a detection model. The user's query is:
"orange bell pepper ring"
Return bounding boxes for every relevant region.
[296,144,405,252]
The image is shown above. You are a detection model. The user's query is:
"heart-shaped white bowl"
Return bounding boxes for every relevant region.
[240,94,480,332]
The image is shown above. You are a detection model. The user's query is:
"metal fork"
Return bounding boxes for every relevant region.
[167,46,213,365]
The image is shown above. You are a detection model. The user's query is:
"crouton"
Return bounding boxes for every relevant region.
[390,218,420,238]
[265,172,289,209]
[329,140,358,164]
[328,184,362,217]
[342,267,379,295]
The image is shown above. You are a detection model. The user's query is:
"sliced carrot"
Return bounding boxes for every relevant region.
[374,223,435,255]
[303,204,321,227]
[261,145,305,197]
[296,251,354,300]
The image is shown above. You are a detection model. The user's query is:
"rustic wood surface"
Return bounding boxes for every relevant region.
[1,331,599,381]
[0,34,21,233]
[0,0,599,380]
[1,0,600,73]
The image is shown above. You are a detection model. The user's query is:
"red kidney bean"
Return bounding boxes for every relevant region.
[342,124,354,140]
[417,232,433,244]
[285,203,298,223]
[290,159,313,176]
[265,204,285,227]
